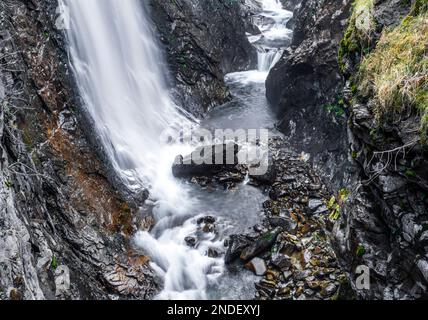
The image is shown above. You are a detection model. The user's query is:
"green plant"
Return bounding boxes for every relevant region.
[4,180,13,188]
[405,169,417,178]
[328,189,350,220]
[359,11,428,142]
[356,245,366,257]
[324,103,346,117]
[51,256,58,269]
[338,0,376,69]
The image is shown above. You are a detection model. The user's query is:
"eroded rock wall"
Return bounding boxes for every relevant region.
[266,0,428,299]
[0,0,156,300]
[335,0,428,299]
[266,0,352,189]
[148,0,256,116]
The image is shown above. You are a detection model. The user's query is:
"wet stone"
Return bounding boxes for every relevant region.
[321,283,337,297]
[224,234,251,264]
[268,217,298,233]
[308,199,323,212]
[419,231,428,245]
[208,248,220,258]
[240,228,281,262]
[185,236,197,247]
[245,258,267,276]
[197,216,216,225]
[283,270,293,281]
[271,253,292,270]
[202,223,216,233]
[278,243,298,258]
[282,175,297,183]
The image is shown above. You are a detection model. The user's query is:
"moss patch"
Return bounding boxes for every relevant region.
[356,244,366,257]
[339,0,375,69]
[358,10,428,140]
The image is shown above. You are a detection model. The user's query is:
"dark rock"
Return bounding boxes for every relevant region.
[197,216,216,225]
[240,228,281,262]
[185,236,197,247]
[268,217,298,234]
[321,283,337,297]
[282,175,297,183]
[279,242,297,256]
[417,260,428,283]
[266,0,352,191]
[308,199,323,212]
[149,0,256,116]
[225,235,251,264]
[271,253,292,270]
[419,231,428,246]
[255,282,276,299]
[280,0,302,12]
[172,143,241,178]
[202,223,216,234]
[249,154,276,184]
[208,248,220,258]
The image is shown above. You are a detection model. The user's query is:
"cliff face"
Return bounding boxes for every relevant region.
[0,0,156,300]
[266,0,352,189]
[148,0,256,116]
[266,0,428,299]
[336,0,428,299]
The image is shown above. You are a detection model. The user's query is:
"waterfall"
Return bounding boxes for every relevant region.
[60,0,220,300]
[60,0,195,209]
[251,0,292,73]
[262,0,283,11]
[257,48,283,72]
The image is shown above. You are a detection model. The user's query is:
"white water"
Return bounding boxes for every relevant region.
[60,0,216,299]
[60,0,197,210]
[61,0,291,300]
[252,0,293,73]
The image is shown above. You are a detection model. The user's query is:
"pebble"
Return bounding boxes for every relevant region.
[245,257,267,276]
[308,199,324,211]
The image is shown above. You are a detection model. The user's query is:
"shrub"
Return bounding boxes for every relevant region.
[358,11,428,141]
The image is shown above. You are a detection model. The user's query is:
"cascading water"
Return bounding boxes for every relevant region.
[252,0,293,72]
[60,0,217,299]
[61,0,292,300]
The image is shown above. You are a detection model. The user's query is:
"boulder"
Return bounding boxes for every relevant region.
[225,234,251,264]
[240,228,282,262]
[172,143,241,178]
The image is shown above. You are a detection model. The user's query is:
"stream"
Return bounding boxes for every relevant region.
[61,0,292,300]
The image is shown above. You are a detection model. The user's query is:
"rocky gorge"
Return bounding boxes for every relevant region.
[0,0,427,301]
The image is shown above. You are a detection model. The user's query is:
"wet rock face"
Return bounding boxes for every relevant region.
[0,1,156,300]
[265,0,353,189]
[330,1,428,300]
[267,0,428,300]
[280,0,302,12]
[266,0,352,111]
[149,0,256,116]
